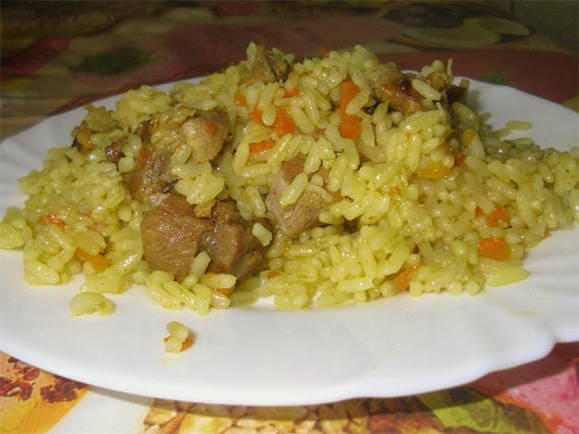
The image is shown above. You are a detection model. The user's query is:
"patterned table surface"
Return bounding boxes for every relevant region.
[1,2,578,433]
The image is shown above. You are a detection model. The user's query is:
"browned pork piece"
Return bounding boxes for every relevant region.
[147,108,230,164]
[125,147,173,209]
[141,193,213,281]
[266,155,331,239]
[179,110,230,164]
[373,67,423,114]
[72,106,120,153]
[375,66,465,113]
[445,84,466,106]
[141,196,268,282]
[425,70,467,107]
[425,70,448,91]
[131,108,267,282]
[125,109,230,209]
[104,140,124,163]
[72,121,96,153]
[202,201,269,282]
[246,45,291,84]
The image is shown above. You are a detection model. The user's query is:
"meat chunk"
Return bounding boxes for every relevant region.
[202,201,269,282]
[124,147,173,209]
[104,140,124,163]
[147,108,230,163]
[135,120,151,143]
[72,122,95,153]
[124,110,229,208]
[424,70,466,108]
[142,195,268,283]
[247,45,290,84]
[141,193,212,281]
[444,84,466,107]
[129,108,264,283]
[374,68,423,114]
[73,106,119,152]
[180,110,230,164]
[266,155,329,239]
[425,71,449,91]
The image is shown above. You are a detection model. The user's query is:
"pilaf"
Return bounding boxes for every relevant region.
[0,44,577,315]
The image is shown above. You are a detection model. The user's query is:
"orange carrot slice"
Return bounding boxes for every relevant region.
[339,114,362,139]
[274,108,295,136]
[478,237,510,261]
[249,107,263,124]
[338,81,362,139]
[76,248,109,272]
[283,87,300,97]
[249,139,275,154]
[393,264,420,290]
[476,205,509,227]
[39,212,65,228]
[339,80,359,112]
[486,205,508,226]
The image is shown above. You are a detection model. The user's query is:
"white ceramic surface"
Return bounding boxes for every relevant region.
[1,79,578,406]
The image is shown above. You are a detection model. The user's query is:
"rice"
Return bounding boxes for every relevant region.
[70,292,115,316]
[164,321,193,353]
[0,43,577,316]
[252,222,273,246]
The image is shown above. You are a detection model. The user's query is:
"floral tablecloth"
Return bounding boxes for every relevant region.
[1,2,578,433]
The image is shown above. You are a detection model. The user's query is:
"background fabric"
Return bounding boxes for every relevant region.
[0,2,577,433]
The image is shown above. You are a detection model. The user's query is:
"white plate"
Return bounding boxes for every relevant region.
[1,79,578,406]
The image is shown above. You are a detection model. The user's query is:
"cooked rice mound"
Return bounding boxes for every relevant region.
[1,44,578,314]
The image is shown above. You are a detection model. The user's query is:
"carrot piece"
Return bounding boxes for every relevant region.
[234,93,247,107]
[163,336,193,352]
[76,248,109,272]
[283,87,300,97]
[321,47,330,57]
[204,121,216,136]
[249,139,275,154]
[393,264,420,290]
[389,186,401,195]
[417,163,451,179]
[339,81,362,139]
[478,237,510,261]
[215,287,233,297]
[39,212,65,228]
[274,108,295,136]
[487,205,508,226]
[249,107,263,124]
[476,205,508,227]
[339,115,362,139]
[339,80,359,112]
[180,336,194,351]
